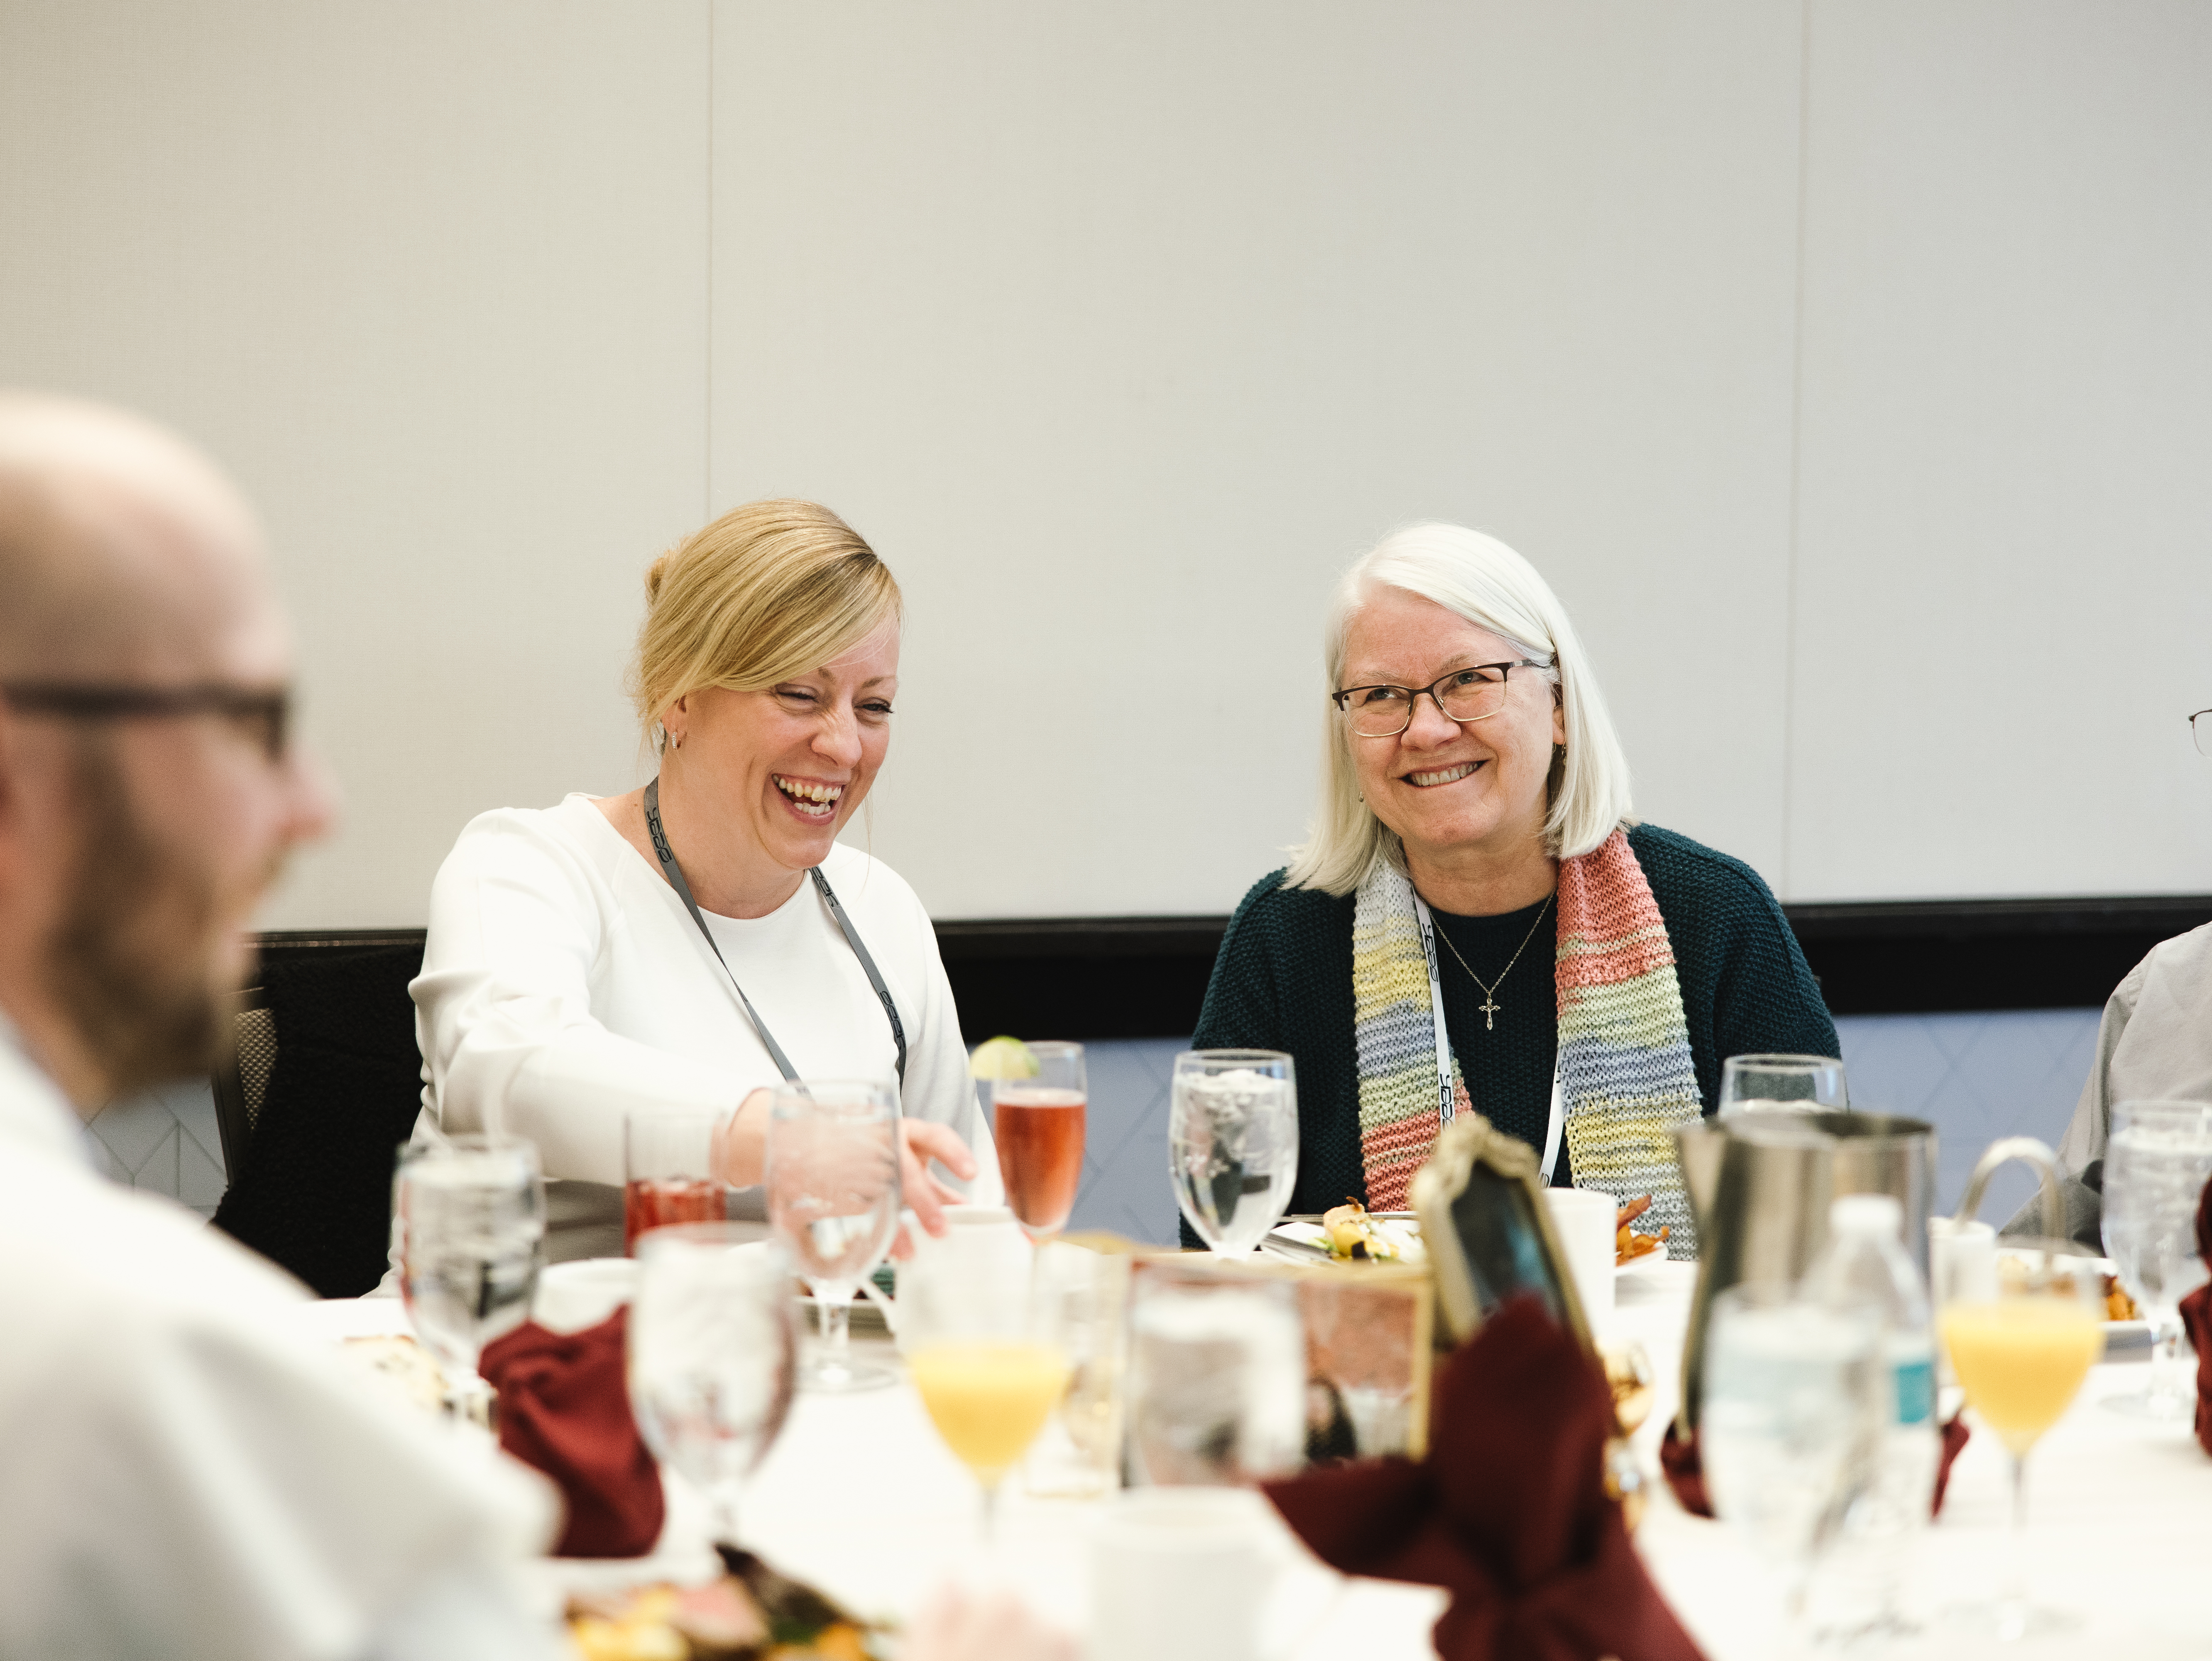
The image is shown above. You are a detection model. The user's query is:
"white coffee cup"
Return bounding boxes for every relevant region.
[1543,1187,1617,1329]
[1089,1488,1277,1661]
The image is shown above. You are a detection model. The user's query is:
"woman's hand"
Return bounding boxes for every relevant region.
[892,1117,979,1258]
[717,1088,981,1259]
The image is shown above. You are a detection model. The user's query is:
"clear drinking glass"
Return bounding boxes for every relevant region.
[623,1108,729,1255]
[1717,1054,1849,1118]
[1936,1238,2106,1640]
[898,1228,1072,1543]
[1023,1241,1131,1499]
[394,1134,546,1418]
[1170,1050,1298,1255]
[766,1079,902,1393]
[1126,1261,1307,1486]
[1699,1282,1880,1644]
[995,1040,1087,1243]
[2099,1099,2212,1420]
[627,1223,798,1548]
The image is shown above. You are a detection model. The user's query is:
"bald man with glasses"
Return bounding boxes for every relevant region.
[0,392,565,1661]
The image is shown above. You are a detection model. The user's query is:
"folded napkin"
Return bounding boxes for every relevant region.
[1659,1411,1970,1521]
[2174,1173,2212,1459]
[1264,1296,1705,1661]
[479,1307,665,1558]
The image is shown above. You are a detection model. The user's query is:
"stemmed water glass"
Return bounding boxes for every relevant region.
[1170,1049,1298,1255]
[1698,1282,1880,1647]
[627,1223,797,1550]
[394,1133,546,1420]
[993,1040,1088,1243]
[2100,1099,2212,1420]
[1716,1054,1849,1118]
[898,1234,1072,1544]
[766,1080,901,1393]
[1936,1237,2106,1639]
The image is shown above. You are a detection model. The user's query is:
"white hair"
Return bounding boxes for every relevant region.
[1281,522,1635,894]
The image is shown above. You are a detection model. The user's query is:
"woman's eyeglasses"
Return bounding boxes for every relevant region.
[1331,660,1549,739]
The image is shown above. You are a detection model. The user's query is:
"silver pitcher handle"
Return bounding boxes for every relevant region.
[1953,1136,2063,1237]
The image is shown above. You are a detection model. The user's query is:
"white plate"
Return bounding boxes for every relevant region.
[1615,1240,1669,1276]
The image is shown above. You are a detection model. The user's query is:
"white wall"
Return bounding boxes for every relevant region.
[3,2,2207,924]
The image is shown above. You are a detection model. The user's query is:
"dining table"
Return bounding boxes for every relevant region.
[301,1257,2212,1660]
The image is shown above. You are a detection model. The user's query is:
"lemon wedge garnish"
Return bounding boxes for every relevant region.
[968,1036,1039,1081]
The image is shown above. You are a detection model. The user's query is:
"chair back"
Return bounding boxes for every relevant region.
[211,931,429,1297]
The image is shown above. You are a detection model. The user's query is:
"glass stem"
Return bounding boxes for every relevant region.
[2149,1308,2180,1406]
[979,1476,1001,1548]
[710,1485,742,1551]
[1998,1451,2030,1641]
[820,1292,852,1377]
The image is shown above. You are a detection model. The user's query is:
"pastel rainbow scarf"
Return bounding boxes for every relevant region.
[1351,827,1702,1251]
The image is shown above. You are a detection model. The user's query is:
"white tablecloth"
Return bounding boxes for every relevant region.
[310,1266,2212,1658]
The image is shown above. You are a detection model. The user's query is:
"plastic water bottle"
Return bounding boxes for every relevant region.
[1800,1193,1939,1638]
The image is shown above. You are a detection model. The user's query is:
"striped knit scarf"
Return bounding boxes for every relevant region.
[1351,826,1702,1251]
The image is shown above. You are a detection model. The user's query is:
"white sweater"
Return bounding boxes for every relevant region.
[412,794,996,1257]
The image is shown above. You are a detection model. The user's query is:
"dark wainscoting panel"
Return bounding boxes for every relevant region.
[253,894,2212,1042]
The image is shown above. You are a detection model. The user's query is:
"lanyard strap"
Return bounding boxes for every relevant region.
[1411,891,1564,1183]
[642,777,906,1087]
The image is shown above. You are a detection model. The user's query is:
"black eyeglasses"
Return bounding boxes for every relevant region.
[1332,660,1551,738]
[2194,709,2210,759]
[0,681,292,762]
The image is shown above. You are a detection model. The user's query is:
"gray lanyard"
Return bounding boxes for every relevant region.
[642,777,908,1086]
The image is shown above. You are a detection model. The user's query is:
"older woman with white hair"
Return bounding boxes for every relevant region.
[1191,524,1835,1248]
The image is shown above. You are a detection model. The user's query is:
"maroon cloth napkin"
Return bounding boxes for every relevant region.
[479,1306,665,1558]
[1264,1296,1706,1661]
[1660,1411,1970,1521]
[2174,1173,2212,1459]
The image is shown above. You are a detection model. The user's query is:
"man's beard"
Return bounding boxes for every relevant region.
[46,740,235,1099]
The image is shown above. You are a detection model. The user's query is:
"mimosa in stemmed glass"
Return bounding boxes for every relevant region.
[1938,1238,2105,1639]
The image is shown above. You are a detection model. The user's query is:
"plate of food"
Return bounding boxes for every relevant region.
[1989,1250,2150,1348]
[1264,1202,1425,1265]
[1614,1195,1670,1276]
[568,1547,877,1661]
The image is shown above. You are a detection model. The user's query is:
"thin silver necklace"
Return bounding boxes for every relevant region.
[1432,894,1554,1032]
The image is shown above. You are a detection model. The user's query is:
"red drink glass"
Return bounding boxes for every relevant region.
[993,1041,1088,1242]
[624,1109,727,1256]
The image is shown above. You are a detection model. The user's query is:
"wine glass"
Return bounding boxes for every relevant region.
[766,1080,901,1393]
[627,1223,797,1549]
[898,1230,1072,1543]
[1698,1282,1881,1644]
[1716,1054,1849,1118]
[394,1134,546,1420]
[1170,1050,1298,1255]
[1126,1260,1306,1486]
[1936,1237,2106,1639]
[994,1040,1087,1243]
[2099,1099,2212,1420]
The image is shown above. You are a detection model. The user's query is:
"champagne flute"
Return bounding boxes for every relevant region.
[1716,1054,1848,1119]
[2099,1099,2212,1420]
[1699,1282,1881,1644]
[1170,1049,1298,1255]
[898,1232,1071,1543]
[766,1080,901,1393]
[627,1223,797,1549]
[1937,1238,2105,1639]
[994,1040,1087,1243]
[394,1134,545,1420]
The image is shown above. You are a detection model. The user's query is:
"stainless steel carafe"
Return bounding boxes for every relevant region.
[1671,1109,1937,1433]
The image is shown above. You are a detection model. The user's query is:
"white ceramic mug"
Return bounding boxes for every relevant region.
[1544,1186,1618,1329]
[1089,1488,1278,1661]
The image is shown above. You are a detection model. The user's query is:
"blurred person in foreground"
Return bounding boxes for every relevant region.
[410,500,995,1262]
[2020,706,2212,1246]
[0,392,560,1660]
[1191,523,1838,1249]
[0,397,1071,1661]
